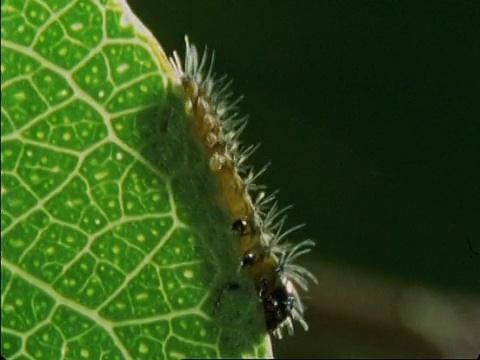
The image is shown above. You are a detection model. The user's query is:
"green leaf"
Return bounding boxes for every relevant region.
[1,0,271,359]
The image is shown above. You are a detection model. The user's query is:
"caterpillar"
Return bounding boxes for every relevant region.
[168,36,317,339]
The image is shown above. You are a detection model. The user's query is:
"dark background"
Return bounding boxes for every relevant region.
[127,1,480,357]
